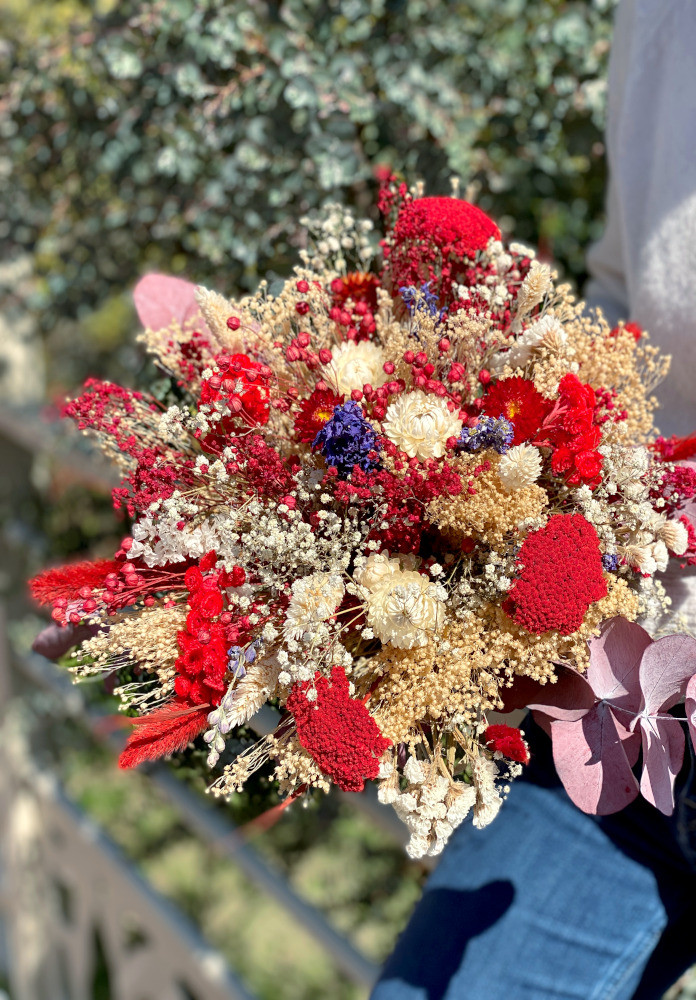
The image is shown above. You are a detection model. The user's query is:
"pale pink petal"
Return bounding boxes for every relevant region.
[587,616,649,710]
[639,715,685,815]
[638,633,696,714]
[551,703,639,815]
[133,274,201,331]
[685,674,696,755]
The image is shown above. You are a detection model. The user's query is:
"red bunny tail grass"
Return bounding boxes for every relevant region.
[29,559,120,606]
[118,702,209,769]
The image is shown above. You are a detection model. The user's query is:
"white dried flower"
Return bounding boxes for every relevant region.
[325,340,388,396]
[490,315,566,373]
[382,390,462,461]
[285,573,345,639]
[365,568,445,650]
[497,445,543,492]
[659,519,689,556]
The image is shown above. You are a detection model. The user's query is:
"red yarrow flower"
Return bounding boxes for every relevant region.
[386,197,501,303]
[484,724,530,764]
[287,666,391,792]
[480,376,551,446]
[503,514,608,635]
[293,387,344,443]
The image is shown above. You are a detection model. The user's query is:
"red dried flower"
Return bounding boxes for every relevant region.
[504,514,608,635]
[331,272,380,312]
[386,197,501,303]
[545,374,604,488]
[29,559,120,607]
[484,724,530,764]
[480,377,551,446]
[294,388,344,443]
[200,353,271,427]
[287,666,391,792]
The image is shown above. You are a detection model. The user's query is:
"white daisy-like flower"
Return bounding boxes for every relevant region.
[365,568,445,650]
[285,572,345,639]
[382,390,462,461]
[325,340,388,396]
[497,444,543,492]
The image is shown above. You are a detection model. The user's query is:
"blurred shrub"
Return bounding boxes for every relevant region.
[1,0,616,369]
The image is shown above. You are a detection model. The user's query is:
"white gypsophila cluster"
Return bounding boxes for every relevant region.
[497,444,543,492]
[299,202,375,272]
[284,573,345,640]
[377,756,477,858]
[490,314,568,374]
[355,552,445,650]
[325,339,388,396]
[129,508,224,568]
[382,390,463,462]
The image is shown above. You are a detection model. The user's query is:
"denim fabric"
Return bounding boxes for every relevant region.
[371,718,696,1000]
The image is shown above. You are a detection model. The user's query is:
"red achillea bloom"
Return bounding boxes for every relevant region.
[503,514,607,635]
[480,377,550,446]
[485,724,530,764]
[200,353,271,426]
[386,197,501,303]
[287,666,391,792]
[294,388,344,443]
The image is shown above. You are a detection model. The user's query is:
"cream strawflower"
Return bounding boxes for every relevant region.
[659,518,689,556]
[285,572,345,639]
[382,390,462,461]
[497,444,543,492]
[490,315,566,373]
[363,564,446,650]
[325,340,388,396]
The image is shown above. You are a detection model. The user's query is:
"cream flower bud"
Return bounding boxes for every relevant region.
[382,390,462,461]
[659,518,689,556]
[325,340,388,396]
[497,444,543,492]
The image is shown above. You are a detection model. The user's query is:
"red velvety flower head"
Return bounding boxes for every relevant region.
[484,724,530,764]
[200,353,271,426]
[504,514,608,635]
[480,376,550,446]
[386,197,501,303]
[293,387,344,443]
[287,666,391,792]
[331,272,380,312]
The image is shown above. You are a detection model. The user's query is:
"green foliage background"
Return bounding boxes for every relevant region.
[2,0,617,390]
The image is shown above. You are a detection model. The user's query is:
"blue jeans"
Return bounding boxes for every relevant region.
[371,717,696,1000]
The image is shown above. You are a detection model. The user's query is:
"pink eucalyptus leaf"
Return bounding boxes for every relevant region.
[525,664,596,722]
[32,622,99,661]
[587,617,649,710]
[685,674,696,755]
[639,715,685,815]
[551,703,639,815]
[133,274,200,331]
[638,633,696,714]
